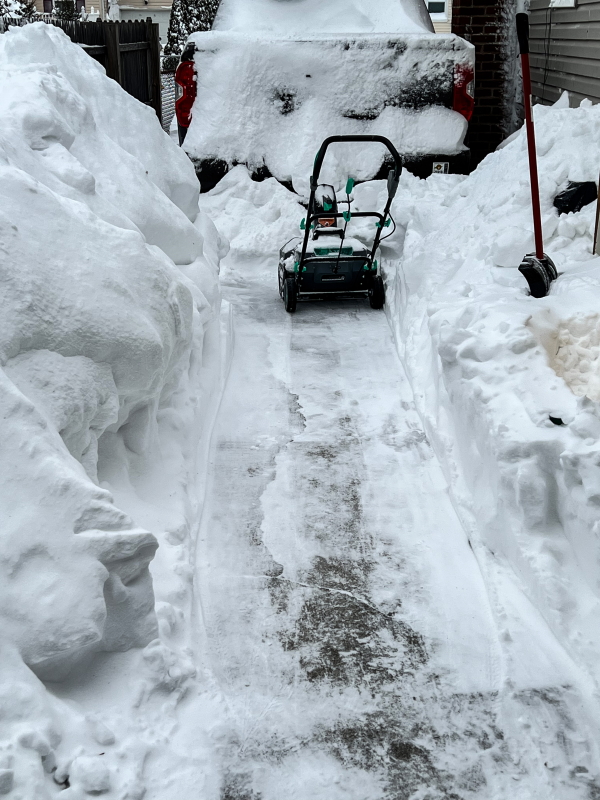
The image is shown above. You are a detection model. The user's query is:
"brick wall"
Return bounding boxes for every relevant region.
[452,0,521,166]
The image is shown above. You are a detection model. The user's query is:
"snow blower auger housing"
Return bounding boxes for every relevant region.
[278,135,402,313]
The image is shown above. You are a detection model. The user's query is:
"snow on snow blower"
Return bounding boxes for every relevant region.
[516,12,557,299]
[278,135,402,313]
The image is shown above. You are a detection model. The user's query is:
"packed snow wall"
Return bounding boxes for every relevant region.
[0,22,223,687]
[385,99,600,690]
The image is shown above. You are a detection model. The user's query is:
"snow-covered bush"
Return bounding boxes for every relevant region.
[165,0,219,55]
[0,21,221,683]
[385,99,600,689]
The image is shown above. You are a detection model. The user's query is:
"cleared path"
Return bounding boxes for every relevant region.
[193,272,598,799]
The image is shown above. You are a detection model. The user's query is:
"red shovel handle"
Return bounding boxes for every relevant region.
[517,13,544,259]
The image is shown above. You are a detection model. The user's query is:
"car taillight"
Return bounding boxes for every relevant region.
[175,60,197,128]
[453,63,475,122]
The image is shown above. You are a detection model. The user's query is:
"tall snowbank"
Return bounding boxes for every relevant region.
[385,100,600,689]
[0,22,222,683]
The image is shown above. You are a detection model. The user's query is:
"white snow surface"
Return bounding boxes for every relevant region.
[7,20,600,799]
[383,100,600,724]
[213,0,434,35]
[188,109,600,793]
[191,101,600,794]
[0,22,225,798]
[184,32,471,192]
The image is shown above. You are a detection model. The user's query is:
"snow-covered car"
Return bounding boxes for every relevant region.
[174,0,475,192]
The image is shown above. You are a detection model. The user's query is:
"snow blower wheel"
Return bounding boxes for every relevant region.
[278,135,401,311]
[369,276,385,309]
[284,276,297,313]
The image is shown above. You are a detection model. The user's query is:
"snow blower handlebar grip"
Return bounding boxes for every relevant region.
[516,13,530,55]
[311,135,402,191]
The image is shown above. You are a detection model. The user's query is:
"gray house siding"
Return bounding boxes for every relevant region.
[530,0,600,106]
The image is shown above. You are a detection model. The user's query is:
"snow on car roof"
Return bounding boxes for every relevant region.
[212,0,434,36]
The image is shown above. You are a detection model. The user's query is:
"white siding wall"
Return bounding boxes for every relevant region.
[530,0,600,105]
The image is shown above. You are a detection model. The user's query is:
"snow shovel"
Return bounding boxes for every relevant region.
[516,12,557,298]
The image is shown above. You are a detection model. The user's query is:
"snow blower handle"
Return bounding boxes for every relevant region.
[310,135,402,191]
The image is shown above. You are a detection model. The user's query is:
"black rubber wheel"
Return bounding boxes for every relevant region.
[369,275,385,309]
[284,276,297,313]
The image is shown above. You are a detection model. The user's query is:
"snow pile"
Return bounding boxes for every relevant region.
[537,311,600,400]
[213,0,434,35]
[0,21,224,795]
[196,165,307,274]
[384,99,600,690]
[185,32,471,191]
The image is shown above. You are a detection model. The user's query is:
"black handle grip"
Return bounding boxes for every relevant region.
[516,13,529,55]
[311,135,402,189]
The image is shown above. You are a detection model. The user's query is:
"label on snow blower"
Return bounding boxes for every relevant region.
[432,161,449,175]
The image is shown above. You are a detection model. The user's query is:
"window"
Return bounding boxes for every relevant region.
[76,0,85,10]
[43,0,53,11]
[428,1,446,13]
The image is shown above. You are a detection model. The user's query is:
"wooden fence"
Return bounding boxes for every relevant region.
[0,17,162,121]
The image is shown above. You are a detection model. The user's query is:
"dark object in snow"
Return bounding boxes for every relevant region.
[553,182,598,215]
[549,416,564,426]
[516,14,556,298]
[278,134,401,313]
[518,253,557,299]
[283,276,297,313]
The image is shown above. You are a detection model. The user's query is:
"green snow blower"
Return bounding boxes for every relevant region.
[278,135,402,312]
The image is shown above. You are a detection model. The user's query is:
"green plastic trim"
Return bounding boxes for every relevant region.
[300,218,306,230]
[345,177,355,195]
[343,211,351,222]
[323,200,333,211]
